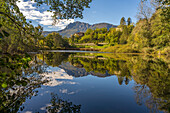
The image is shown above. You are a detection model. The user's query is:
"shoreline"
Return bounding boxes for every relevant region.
[36,49,169,56]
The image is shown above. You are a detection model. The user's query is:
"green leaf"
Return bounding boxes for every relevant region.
[27,57,31,61]
[2,83,7,88]
[22,58,26,61]
[0,24,2,28]
[2,30,10,37]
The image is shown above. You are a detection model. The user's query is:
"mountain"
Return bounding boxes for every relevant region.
[43,21,117,37]
[59,62,112,78]
[90,23,117,30]
[59,62,88,77]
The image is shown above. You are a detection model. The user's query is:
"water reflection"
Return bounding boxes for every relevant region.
[42,66,76,87]
[0,52,169,113]
[0,54,48,112]
[46,93,81,113]
[39,52,169,112]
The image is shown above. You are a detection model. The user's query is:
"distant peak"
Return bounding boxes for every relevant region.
[44,21,117,37]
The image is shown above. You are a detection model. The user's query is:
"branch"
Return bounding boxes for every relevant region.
[0,11,35,37]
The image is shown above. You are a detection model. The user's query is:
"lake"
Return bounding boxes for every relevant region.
[0,51,169,113]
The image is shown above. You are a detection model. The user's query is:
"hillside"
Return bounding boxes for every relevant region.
[43,21,117,37]
[59,62,112,78]
[90,23,117,30]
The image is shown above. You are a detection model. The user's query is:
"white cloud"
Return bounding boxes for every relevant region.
[25,111,32,113]
[42,66,77,87]
[17,0,36,10]
[40,104,51,110]
[45,19,75,29]
[60,89,68,94]
[17,0,74,30]
[59,89,77,95]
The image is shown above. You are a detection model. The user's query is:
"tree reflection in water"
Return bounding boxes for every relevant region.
[57,53,169,113]
[0,52,169,113]
[132,58,170,113]
[0,54,49,112]
[0,53,81,113]
[47,93,81,113]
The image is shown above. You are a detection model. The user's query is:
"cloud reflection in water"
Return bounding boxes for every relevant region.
[42,66,77,87]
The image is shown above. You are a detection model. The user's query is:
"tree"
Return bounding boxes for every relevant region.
[120,17,126,26]
[45,34,54,49]
[142,0,170,23]
[127,17,132,25]
[85,28,93,35]
[74,34,80,43]
[119,26,128,44]
[45,32,69,49]
[0,0,92,53]
[1,0,92,24]
[69,35,75,46]
[137,0,159,21]
[150,9,170,48]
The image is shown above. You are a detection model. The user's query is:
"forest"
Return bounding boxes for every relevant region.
[69,8,169,54]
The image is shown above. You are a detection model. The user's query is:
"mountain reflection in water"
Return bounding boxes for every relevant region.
[0,52,169,113]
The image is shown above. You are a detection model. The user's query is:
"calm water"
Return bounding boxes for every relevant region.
[0,51,169,113]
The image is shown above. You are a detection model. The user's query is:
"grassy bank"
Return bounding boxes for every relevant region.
[40,46,101,51]
[73,43,110,49]
[101,44,139,53]
[101,44,170,55]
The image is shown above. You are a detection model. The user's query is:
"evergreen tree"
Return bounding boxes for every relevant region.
[120,17,126,26]
[127,17,132,25]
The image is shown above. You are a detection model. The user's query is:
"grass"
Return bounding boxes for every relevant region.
[101,44,170,55]
[101,44,140,53]
[74,44,110,49]
[85,45,110,49]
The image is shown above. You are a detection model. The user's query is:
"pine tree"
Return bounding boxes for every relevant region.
[127,17,132,25]
[120,17,126,26]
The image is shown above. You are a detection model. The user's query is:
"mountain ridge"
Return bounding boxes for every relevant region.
[43,21,118,37]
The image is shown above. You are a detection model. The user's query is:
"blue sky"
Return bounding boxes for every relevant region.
[17,0,140,31]
[76,0,139,25]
